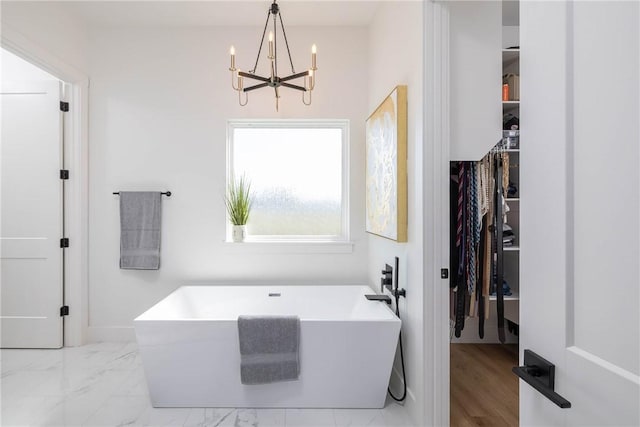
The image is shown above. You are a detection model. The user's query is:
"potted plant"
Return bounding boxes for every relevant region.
[224,175,253,242]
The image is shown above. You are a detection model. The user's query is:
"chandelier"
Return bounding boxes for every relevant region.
[229,0,317,111]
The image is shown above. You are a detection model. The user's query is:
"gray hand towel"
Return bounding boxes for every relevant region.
[119,191,162,270]
[237,315,300,385]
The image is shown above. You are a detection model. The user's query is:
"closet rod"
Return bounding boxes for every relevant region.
[113,191,172,197]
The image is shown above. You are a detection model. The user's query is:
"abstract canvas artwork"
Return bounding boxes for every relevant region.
[365,85,408,242]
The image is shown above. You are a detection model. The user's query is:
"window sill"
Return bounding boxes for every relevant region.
[223,240,355,254]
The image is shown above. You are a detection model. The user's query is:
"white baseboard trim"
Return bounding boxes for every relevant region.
[391,366,417,405]
[87,326,136,342]
[390,366,418,426]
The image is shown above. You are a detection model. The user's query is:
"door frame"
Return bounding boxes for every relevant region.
[2,24,89,347]
[423,1,451,426]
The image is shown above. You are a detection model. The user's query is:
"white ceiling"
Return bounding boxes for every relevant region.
[56,1,384,28]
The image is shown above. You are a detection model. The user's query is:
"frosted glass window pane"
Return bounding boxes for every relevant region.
[232,127,343,236]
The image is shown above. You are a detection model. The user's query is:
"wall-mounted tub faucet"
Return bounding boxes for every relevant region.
[381,264,393,293]
[382,257,406,298]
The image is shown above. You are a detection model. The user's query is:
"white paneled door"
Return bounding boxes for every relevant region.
[521,1,639,425]
[1,80,64,348]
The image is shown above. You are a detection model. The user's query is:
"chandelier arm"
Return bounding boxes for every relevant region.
[231,70,239,90]
[251,9,272,74]
[278,11,296,74]
[239,91,249,106]
[279,70,310,83]
[238,71,270,83]
[302,89,311,106]
[244,82,270,92]
[280,82,307,92]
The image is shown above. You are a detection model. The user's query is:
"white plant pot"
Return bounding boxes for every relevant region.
[232,225,246,242]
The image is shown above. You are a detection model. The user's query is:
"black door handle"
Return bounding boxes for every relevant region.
[512,349,572,409]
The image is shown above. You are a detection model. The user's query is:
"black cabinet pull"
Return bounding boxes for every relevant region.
[512,349,572,409]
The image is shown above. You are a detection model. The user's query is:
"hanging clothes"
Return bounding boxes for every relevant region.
[450,146,512,340]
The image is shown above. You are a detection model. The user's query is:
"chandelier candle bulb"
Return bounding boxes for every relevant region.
[230,46,236,70]
[311,44,317,70]
[269,32,274,58]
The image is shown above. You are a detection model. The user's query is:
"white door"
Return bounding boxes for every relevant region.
[1,80,64,348]
[520,1,639,425]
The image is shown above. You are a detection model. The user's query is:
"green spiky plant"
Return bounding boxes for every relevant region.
[224,175,253,225]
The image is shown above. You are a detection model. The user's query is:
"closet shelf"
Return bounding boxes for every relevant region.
[504,246,520,252]
[490,292,520,302]
[502,101,520,104]
[506,197,520,202]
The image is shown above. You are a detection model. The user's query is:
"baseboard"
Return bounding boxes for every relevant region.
[87,326,136,342]
[390,366,418,426]
[391,366,416,404]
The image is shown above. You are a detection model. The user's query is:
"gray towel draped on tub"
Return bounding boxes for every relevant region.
[119,191,162,270]
[237,315,300,385]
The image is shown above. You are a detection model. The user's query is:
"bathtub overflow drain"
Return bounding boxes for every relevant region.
[268,293,281,297]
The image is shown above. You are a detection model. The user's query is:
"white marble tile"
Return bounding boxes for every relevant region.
[133,405,192,426]
[333,409,387,427]
[32,395,104,426]
[0,395,49,426]
[183,408,207,427]
[82,395,148,426]
[1,370,54,397]
[112,368,149,396]
[234,409,259,427]
[65,367,131,401]
[183,408,237,427]
[379,402,413,427]
[285,409,336,427]
[254,409,286,427]
[1,349,55,373]
[0,345,414,427]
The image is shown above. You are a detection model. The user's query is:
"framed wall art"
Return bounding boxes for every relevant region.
[365,85,408,242]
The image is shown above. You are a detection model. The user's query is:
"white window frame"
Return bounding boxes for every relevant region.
[227,119,350,244]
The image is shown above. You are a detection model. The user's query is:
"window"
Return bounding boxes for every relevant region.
[227,120,349,242]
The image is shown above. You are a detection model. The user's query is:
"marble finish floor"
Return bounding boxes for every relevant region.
[1,343,413,427]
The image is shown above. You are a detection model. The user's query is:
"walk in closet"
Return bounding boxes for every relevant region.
[449,2,521,425]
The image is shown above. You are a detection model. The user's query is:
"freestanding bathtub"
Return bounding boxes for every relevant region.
[134,285,401,408]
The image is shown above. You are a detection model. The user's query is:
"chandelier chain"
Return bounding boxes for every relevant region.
[278,11,296,74]
[251,9,272,74]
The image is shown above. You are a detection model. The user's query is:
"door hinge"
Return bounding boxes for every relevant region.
[441,268,449,279]
[60,169,69,180]
[60,238,69,248]
[60,101,69,112]
[60,306,69,316]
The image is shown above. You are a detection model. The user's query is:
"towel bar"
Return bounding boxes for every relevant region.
[113,191,171,197]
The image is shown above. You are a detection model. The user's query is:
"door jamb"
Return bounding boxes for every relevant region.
[1,24,89,347]
[423,1,451,426]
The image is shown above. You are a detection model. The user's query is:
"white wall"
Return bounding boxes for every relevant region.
[1,48,57,81]
[449,1,502,161]
[367,2,423,425]
[0,1,88,75]
[87,26,370,340]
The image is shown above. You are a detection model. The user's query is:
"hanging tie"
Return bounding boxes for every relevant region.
[456,163,464,250]
[468,163,478,295]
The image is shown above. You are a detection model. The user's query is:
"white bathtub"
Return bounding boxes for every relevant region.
[134,285,401,408]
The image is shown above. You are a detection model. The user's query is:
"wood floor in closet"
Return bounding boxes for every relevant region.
[450,344,519,427]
